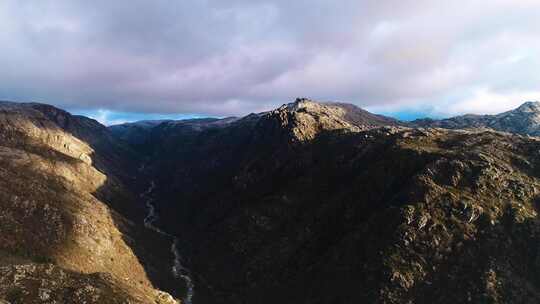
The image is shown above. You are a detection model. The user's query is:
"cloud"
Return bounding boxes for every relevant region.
[433,88,540,116]
[93,109,113,126]
[0,0,539,116]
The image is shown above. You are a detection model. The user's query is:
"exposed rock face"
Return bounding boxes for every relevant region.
[413,101,540,136]
[0,101,178,304]
[267,99,364,141]
[27,102,143,181]
[117,98,540,304]
[0,263,137,303]
[0,101,95,165]
[281,98,401,132]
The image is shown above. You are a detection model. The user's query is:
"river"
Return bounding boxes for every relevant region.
[140,180,195,304]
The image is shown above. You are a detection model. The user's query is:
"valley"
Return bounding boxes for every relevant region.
[3,98,540,303]
[140,179,195,304]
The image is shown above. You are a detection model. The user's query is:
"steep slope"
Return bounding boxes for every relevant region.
[324,101,402,127]
[117,98,540,304]
[0,101,178,303]
[413,101,540,136]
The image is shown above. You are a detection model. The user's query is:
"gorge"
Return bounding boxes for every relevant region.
[140,179,195,304]
[3,98,540,303]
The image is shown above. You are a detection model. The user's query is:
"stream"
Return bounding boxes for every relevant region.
[140,180,195,304]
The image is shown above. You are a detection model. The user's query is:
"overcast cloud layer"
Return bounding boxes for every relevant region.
[1,0,539,120]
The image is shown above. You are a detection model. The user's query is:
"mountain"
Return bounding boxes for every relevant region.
[109,117,238,150]
[413,101,540,136]
[108,120,173,147]
[322,101,402,127]
[114,98,540,304]
[109,98,400,148]
[0,101,179,303]
[4,98,540,303]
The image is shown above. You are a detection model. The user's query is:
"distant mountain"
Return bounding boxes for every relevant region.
[97,116,236,145]
[413,101,540,135]
[108,120,174,147]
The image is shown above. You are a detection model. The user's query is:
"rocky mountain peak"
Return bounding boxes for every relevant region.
[266,98,402,141]
[266,99,362,142]
[277,98,342,118]
[413,100,540,136]
[284,97,323,111]
[514,101,540,113]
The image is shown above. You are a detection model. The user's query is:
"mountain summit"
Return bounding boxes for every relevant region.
[515,100,540,112]
[284,98,400,128]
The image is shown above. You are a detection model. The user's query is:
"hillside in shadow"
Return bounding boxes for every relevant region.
[126,100,540,303]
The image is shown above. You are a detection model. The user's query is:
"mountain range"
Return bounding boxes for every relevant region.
[2,98,540,303]
[412,101,540,135]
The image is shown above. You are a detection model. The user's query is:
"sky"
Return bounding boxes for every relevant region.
[1,1,539,124]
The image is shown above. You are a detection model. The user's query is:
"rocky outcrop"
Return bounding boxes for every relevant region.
[0,263,138,303]
[0,102,94,165]
[256,98,402,142]
[0,262,179,303]
[0,101,178,304]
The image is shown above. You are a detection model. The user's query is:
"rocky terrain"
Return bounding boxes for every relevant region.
[4,98,540,303]
[0,102,179,303]
[112,98,540,303]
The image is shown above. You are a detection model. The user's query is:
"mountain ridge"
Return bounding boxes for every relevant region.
[412,100,540,135]
[3,97,540,303]
[0,101,181,303]
[108,98,540,139]
[109,98,540,303]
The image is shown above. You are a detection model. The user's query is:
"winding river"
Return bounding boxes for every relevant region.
[140,181,195,304]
